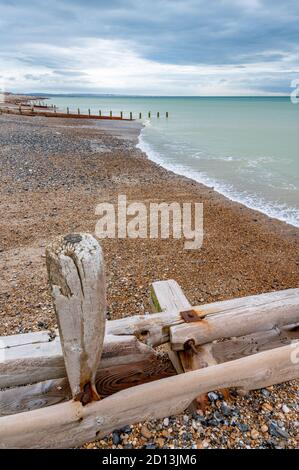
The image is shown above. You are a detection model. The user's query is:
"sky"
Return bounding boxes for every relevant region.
[0,0,298,96]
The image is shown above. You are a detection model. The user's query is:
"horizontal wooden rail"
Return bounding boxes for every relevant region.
[0,342,298,448]
[1,288,298,389]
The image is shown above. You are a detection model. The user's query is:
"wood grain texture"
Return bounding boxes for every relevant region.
[46,233,106,401]
[0,350,175,416]
[170,289,299,350]
[0,334,153,389]
[0,342,298,448]
[150,279,219,411]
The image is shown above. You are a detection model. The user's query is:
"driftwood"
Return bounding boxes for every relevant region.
[0,342,298,448]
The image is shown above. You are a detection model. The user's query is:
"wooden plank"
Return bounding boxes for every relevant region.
[0,335,154,389]
[0,342,298,449]
[2,289,298,351]
[211,324,299,364]
[150,280,189,375]
[170,290,299,350]
[1,288,298,388]
[151,279,219,410]
[0,351,175,417]
[150,279,191,313]
[46,234,106,402]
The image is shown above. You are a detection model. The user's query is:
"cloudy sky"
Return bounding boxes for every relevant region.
[0,0,298,95]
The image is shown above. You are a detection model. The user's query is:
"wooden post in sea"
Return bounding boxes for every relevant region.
[54,106,57,114]
[88,109,91,117]
[99,110,101,117]
[139,112,142,119]
[67,107,69,115]
[110,111,112,118]
[130,112,133,120]
[78,108,80,115]
[166,112,169,118]
[120,111,123,119]
[148,111,151,118]
[157,112,160,118]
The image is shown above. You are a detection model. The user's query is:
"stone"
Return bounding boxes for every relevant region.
[237,423,249,433]
[183,414,189,424]
[141,426,152,439]
[269,421,290,440]
[112,431,120,446]
[261,424,268,433]
[282,405,290,414]
[163,418,169,427]
[156,438,165,448]
[250,429,260,440]
[208,392,218,402]
[262,403,273,412]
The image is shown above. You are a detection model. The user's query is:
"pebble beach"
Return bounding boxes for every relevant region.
[0,111,298,449]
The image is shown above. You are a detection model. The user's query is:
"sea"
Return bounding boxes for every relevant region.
[47,96,299,227]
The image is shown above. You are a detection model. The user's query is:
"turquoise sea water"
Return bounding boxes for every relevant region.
[48,96,299,227]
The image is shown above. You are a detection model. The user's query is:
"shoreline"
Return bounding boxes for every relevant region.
[137,125,299,230]
[0,113,298,449]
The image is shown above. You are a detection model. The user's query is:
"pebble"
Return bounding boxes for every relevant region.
[261,424,268,433]
[112,431,120,445]
[163,418,169,427]
[250,429,260,440]
[141,426,152,439]
[208,392,219,402]
[282,405,290,414]
[269,421,289,440]
[262,403,273,412]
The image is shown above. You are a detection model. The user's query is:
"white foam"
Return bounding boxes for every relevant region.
[137,131,299,228]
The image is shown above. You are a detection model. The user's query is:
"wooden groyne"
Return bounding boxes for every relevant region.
[0,103,169,121]
[0,232,298,448]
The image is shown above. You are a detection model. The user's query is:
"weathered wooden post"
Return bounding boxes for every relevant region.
[99,110,101,117]
[148,111,151,118]
[120,111,123,119]
[166,112,169,118]
[54,106,57,113]
[110,111,112,118]
[130,112,133,120]
[157,112,160,118]
[46,233,106,404]
[67,107,69,115]
[88,108,91,117]
[19,105,22,114]
[78,108,80,115]
[139,112,142,119]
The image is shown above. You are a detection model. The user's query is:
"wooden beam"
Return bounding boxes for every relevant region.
[0,342,298,449]
[170,290,299,350]
[1,289,298,388]
[0,346,175,417]
[46,234,106,402]
[211,324,299,363]
[151,280,219,410]
[0,334,155,389]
